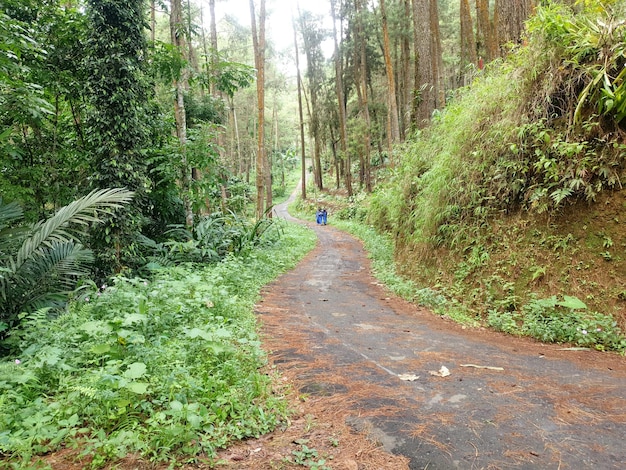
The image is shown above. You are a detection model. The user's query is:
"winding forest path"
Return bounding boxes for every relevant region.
[258,197,626,469]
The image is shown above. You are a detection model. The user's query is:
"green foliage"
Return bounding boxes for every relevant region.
[200,60,255,98]
[0,221,317,466]
[291,444,330,469]
[0,1,91,216]
[488,295,626,352]
[370,2,626,254]
[528,2,626,124]
[0,189,133,335]
[335,192,369,222]
[140,212,281,267]
[84,0,153,275]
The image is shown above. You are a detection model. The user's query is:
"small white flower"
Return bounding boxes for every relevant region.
[582,329,588,335]
[15,359,21,365]
[85,297,90,302]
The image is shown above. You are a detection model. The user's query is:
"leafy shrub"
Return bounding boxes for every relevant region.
[335,193,368,222]
[488,295,626,352]
[0,189,133,337]
[0,221,317,465]
[139,212,280,267]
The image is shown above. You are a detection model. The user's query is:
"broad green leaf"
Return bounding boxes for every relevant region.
[558,295,587,310]
[90,344,111,354]
[122,313,147,326]
[184,327,211,340]
[126,382,148,394]
[80,320,112,336]
[536,296,558,308]
[170,400,184,411]
[124,362,147,379]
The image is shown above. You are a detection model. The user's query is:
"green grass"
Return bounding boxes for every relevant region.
[0,220,316,468]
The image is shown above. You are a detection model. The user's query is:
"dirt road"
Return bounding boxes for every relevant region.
[259,201,626,469]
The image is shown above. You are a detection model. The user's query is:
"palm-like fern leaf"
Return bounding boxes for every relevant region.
[14,188,133,269]
[0,188,133,322]
[17,241,94,313]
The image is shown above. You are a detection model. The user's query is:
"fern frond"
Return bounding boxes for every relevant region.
[15,188,133,271]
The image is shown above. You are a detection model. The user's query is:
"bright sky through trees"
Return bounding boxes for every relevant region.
[213,0,334,61]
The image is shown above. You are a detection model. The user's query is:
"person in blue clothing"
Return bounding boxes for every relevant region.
[316,208,323,224]
[321,208,327,225]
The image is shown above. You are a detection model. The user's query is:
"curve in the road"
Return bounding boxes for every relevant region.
[262,197,626,469]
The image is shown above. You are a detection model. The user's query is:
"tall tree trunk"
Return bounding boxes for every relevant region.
[430,0,445,108]
[330,0,352,196]
[379,0,400,164]
[476,0,497,62]
[400,0,412,139]
[185,0,199,72]
[249,0,267,219]
[299,11,324,191]
[293,13,307,200]
[412,0,436,127]
[170,0,193,226]
[150,0,156,44]
[460,0,477,81]
[208,0,218,95]
[495,0,535,55]
[354,0,372,191]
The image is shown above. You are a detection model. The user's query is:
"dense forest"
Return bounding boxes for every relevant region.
[2,0,626,467]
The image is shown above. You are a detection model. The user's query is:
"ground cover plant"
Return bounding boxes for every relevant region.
[0,221,317,468]
[362,2,626,352]
[0,189,134,338]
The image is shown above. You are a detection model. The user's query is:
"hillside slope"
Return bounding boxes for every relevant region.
[369,2,626,352]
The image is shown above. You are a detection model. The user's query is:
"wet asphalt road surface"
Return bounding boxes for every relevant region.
[261,199,626,469]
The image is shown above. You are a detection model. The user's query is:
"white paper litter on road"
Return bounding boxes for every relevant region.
[460,364,504,371]
[429,365,451,377]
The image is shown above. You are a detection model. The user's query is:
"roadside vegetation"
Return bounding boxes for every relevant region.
[295,2,626,354]
[0,218,316,467]
[3,0,626,468]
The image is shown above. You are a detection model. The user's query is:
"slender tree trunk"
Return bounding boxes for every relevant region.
[208,0,218,94]
[412,0,434,127]
[170,0,193,226]
[293,14,307,200]
[430,0,445,108]
[150,0,156,44]
[331,0,351,196]
[379,0,400,164]
[250,0,267,219]
[230,97,243,174]
[400,0,412,139]
[460,0,477,81]
[185,0,199,72]
[354,0,372,191]
[299,10,323,191]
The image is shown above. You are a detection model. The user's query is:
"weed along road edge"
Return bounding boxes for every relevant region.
[261,199,626,469]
